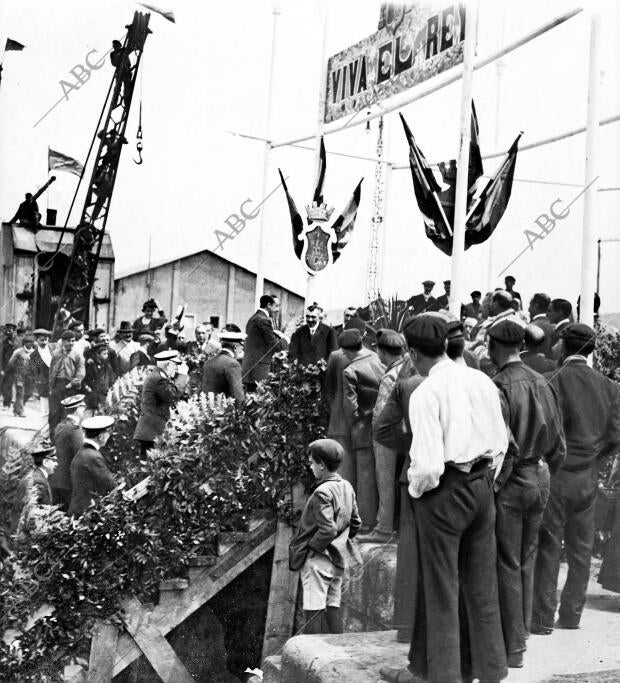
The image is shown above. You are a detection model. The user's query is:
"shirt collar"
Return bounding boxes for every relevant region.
[428,358,454,376]
[556,318,570,328]
[67,414,80,424]
[83,438,100,451]
[532,313,547,320]
[220,348,234,357]
[315,473,341,488]
[563,354,587,365]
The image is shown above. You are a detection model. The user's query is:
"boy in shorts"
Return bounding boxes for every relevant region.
[289,438,362,634]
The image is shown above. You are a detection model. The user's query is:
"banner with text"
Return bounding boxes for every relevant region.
[324,3,466,124]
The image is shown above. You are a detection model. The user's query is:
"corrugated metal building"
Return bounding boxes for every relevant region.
[114,248,304,335]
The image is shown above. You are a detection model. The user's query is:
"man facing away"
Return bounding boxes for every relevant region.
[532,323,620,634]
[520,324,556,374]
[202,331,245,403]
[381,314,508,683]
[49,394,85,512]
[528,292,554,358]
[288,305,337,366]
[487,318,566,668]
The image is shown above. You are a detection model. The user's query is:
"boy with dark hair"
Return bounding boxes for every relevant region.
[289,439,362,635]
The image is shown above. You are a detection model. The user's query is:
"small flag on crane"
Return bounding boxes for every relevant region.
[5,38,25,51]
[137,2,175,22]
[48,147,84,177]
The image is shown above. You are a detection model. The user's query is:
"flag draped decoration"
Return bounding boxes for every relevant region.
[48,148,84,176]
[402,108,520,255]
[278,136,363,275]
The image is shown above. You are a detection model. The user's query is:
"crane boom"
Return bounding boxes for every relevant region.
[53,11,151,328]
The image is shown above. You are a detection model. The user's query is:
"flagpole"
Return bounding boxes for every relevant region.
[254,0,282,310]
[449,1,479,317]
[579,8,602,330]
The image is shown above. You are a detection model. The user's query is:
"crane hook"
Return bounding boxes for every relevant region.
[134,128,143,165]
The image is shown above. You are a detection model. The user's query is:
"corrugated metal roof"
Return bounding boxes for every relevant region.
[11,226,114,259]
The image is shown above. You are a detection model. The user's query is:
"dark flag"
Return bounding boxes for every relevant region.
[331,179,363,263]
[49,147,84,176]
[400,113,453,253]
[465,133,521,248]
[278,169,304,259]
[5,39,25,51]
[313,137,326,204]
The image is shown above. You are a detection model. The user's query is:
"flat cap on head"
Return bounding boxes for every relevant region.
[488,319,526,345]
[338,329,362,349]
[309,438,343,466]
[344,317,366,333]
[404,314,449,346]
[422,280,435,286]
[138,333,155,343]
[376,329,404,350]
[60,330,76,341]
[561,323,595,345]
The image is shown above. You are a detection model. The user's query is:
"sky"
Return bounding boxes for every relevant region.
[1,0,619,322]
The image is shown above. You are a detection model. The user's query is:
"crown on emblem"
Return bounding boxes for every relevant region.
[305,201,334,222]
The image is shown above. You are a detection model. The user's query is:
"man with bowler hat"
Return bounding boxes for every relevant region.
[111,321,139,374]
[532,323,620,634]
[49,394,85,511]
[381,314,508,683]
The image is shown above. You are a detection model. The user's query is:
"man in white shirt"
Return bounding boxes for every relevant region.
[381,314,508,683]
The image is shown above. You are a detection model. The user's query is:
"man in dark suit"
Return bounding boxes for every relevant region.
[241,294,288,391]
[69,416,116,517]
[10,442,57,534]
[528,292,554,358]
[432,280,450,311]
[548,298,573,359]
[130,333,155,370]
[405,280,436,317]
[532,324,620,634]
[504,275,522,308]
[289,305,338,366]
[463,290,482,320]
[202,331,245,402]
[520,324,556,373]
[133,350,188,455]
[49,394,85,511]
[341,328,385,531]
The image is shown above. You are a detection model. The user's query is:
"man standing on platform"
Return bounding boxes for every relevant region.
[504,275,522,308]
[532,324,620,634]
[49,394,85,511]
[406,280,436,316]
[133,350,188,456]
[289,305,337,366]
[69,416,116,517]
[381,314,508,683]
[432,280,450,310]
[49,330,85,439]
[242,294,288,392]
[487,318,566,668]
[341,328,384,532]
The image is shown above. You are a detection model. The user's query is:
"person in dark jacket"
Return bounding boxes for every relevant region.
[406,280,436,316]
[48,394,85,511]
[520,324,556,373]
[528,293,555,360]
[242,294,288,391]
[7,333,35,416]
[202,331,245,403]
[289,305,338,366]
[69,416,116,517]
[10,443,56,534]
[133,350,188,455]
[342,329,385,531]
[532,323,620,634]
[488,318,566,668]
[548,298,573,361]
[83,343,116,415]
[289,439,361,635]
[0,323,17,409]
[130,333,155,370]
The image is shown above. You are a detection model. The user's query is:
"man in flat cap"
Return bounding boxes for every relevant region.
[405,280,436,318]
[487,318,566,668]
[289,438,361,635]
[381,314,508,683]
[357,329,405,543]
[0,323,17,410]
[520,324,556,374]
[341,326,384,531]
[133,350,189,456]
[289,305,338,367]
[532,323,620,634]
[7,332,35,417]
[49,330,85,438]
[69,416,116,517]
[49,394,85,511]
[202,331,245,403]
[10,442,57,534]
[445,318,479,369]
[29,329,53,415]
[528,293,554,358]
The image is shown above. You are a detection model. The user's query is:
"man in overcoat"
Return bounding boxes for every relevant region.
[202,331,245,403]
[49,394,85,511]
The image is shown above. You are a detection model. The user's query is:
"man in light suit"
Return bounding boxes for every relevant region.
[289,305,338,367]
[242,294,288,391]
[133,350,188,456]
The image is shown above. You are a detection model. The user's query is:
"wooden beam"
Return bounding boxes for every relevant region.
[87,620,119,683]
[120,596,194,683]
[261,519,300,660]
[112,519,276,676]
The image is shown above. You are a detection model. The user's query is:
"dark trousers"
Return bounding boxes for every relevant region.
[354,444,378,530]
[409,464,507,683]
[49,380,72,440]
[393,481,417,641]
[1,373,12,407]
[495,462,550,655]
[14,384,25,416]
[532,467,598,629]
[52,487,72,513]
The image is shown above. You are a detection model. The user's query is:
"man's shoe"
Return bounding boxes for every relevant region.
[530,623,553,635]
[378,666,417,683]
[356,529,395,544]
[507,652,524,668]
[555,619,579,630]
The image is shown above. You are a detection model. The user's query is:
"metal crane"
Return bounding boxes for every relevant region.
[49,11,151,329]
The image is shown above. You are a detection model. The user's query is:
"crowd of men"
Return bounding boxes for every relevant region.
[3,276,620,682]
